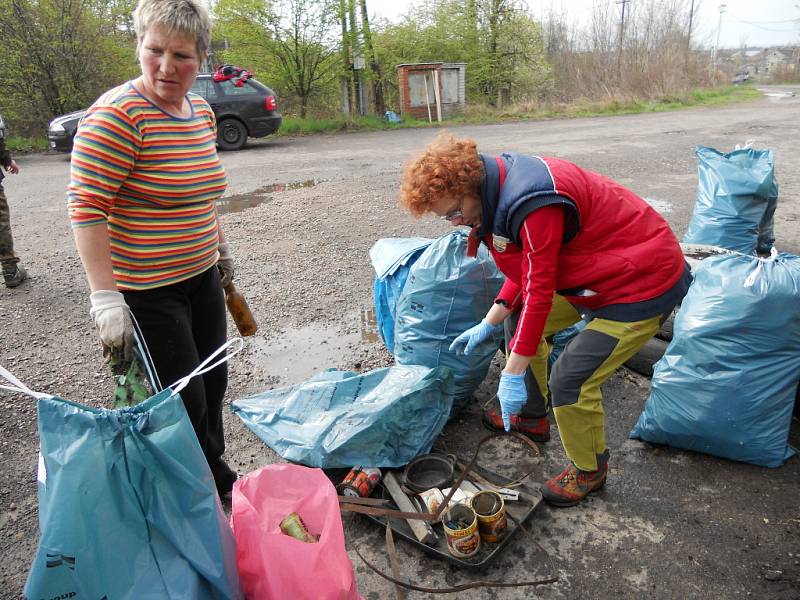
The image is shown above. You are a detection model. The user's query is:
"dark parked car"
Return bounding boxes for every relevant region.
[192,72,282,151]
[47,72,281,152]
[732,72,751,85]
[46,110,86,152]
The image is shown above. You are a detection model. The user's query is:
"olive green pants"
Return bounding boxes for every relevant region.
[517,295,662,472]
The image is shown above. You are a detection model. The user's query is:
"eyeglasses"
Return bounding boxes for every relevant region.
[443,208,463,221]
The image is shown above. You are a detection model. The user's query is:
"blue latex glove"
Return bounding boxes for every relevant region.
[449,319,499,356]
[497,372,527,431]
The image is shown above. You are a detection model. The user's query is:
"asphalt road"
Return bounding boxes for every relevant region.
[1,86,798,599]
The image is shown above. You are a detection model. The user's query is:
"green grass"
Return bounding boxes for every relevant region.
[4,136,49,153]
[276,85,761,136]
[7,85,763,150]
[277,114,429,136]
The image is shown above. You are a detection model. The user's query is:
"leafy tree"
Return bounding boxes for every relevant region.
[214,0,341,117]
[371,0,550,107]
[470,0,552,105]
[0,0,137,136]
[212,0,276,76]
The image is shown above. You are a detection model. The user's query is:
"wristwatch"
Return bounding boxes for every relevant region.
[494,299,509,308]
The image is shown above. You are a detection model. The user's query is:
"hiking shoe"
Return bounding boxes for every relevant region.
[482,404,551,442]
[2,263,27,288]
[542,462,608,507]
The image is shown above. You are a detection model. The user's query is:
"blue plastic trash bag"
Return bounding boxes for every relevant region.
[630,251,800,468]
[683,145,776,254]
[22,390,242,599]
[384,110,401,123]
[370,237,433,353]
[231,365,454,468]
[394,231,505,414]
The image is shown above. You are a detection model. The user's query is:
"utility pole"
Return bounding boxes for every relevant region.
[711,4,727,77]
[687,0,695,51]
[616,0,630,84]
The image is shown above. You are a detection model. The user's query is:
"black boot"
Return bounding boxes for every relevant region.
[210,458,238,497]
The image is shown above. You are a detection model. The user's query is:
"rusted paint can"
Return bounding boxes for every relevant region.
[441,503,481,558]
[338,467,382,498]
[470,490,507,543]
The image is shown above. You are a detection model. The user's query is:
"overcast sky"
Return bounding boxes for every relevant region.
[367,0,800,49]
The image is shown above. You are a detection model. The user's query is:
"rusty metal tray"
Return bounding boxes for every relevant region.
[364,475,543,571]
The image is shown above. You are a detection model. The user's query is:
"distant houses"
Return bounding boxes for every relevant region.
[721,46,800,82]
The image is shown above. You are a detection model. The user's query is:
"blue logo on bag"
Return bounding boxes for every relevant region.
[45,554,75,570]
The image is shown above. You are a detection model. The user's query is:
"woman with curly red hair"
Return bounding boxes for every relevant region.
[400,132,690,508]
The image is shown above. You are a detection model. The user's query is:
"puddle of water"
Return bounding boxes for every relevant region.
[217,179,322,215]
[217,195,273,214]
[261,180,320,193]
[643,197,673,214]
[247,323,361,385]
[245,308,379,385]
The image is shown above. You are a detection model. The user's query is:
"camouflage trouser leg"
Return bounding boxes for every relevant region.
[0,183,18,264]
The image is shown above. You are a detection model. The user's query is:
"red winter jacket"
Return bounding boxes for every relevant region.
[478,153,685,355]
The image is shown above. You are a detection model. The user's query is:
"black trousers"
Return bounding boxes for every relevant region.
[123,266,228,467]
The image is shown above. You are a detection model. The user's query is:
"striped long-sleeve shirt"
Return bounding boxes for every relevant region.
[67,81,227,290]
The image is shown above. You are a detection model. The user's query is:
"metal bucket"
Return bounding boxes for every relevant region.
[441,503,480,558]
[470,490,507,543]
[402,453,455,493]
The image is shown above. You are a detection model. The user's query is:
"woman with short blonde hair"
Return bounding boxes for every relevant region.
[69,0,239,497]
[133,0,212,58]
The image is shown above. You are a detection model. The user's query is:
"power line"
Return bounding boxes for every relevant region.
[727,15,800,25]
[533,0,619,19]
[726,13,800,32]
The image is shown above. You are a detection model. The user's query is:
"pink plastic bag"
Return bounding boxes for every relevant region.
[231,464,362,600]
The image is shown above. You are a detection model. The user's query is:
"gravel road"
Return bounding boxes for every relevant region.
[1,86,799,599]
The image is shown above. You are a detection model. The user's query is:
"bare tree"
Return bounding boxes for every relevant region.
[539,0,713,103]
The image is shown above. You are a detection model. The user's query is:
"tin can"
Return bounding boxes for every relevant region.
[441,503,481,558]
[470,490,507,543]
[338,467,382,498]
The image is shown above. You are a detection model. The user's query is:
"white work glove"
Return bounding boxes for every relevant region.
[217,242,235,288]
[89,290,134,364]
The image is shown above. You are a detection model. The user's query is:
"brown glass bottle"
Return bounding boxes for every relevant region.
[224,282,258,336]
